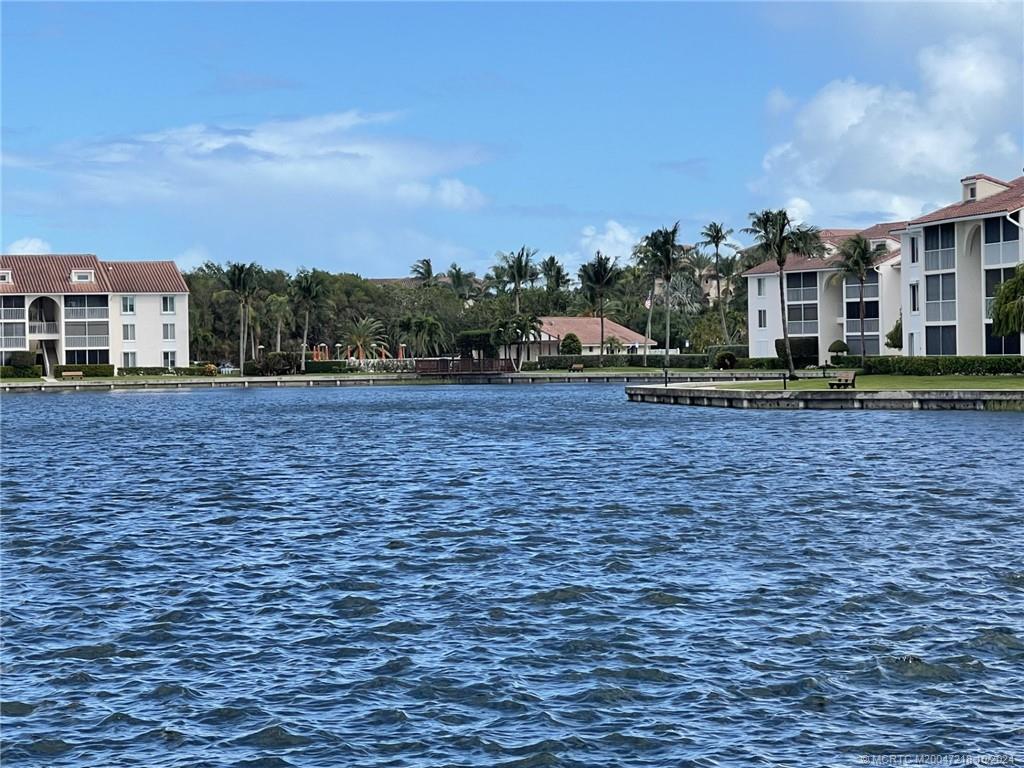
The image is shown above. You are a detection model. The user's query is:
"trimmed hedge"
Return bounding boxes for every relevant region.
[304,360,352,374]
[706,345,748,367]
[775,337,819,368]
[119,366,217,376]
[830,355,1024,376]
[735,357,787,369]
[0,365,43,379]
[54,364,115,378]
[536,354,709,370]
[119,367,171,376]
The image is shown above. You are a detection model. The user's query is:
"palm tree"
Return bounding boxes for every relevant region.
[540,256,570,294]
[700,222,735,342]
[415,315,448,356]
[636,223,685,368]
[490,312,541,372]
[346,317,389,361]
[291,270,329,372]
[447,264,477,302]
[992,264,1024,337]
[264,293,292,353]
[411,258,435,287]
[828,235,887,367]
[496,246,536,313]
[219,262,260,373]
[743,210,823,377]
[578,251,623,363]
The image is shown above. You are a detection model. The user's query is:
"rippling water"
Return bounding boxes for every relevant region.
[2,384,1023,766]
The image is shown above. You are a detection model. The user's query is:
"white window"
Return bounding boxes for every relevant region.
[756,277,765,297]
[162,296,175,314]
[121,296,135,314]
[163,351,176,368]
[123,351,136,367]
[122,323,136,341]
[0,270,11,284]
[757,309,767,329]
[71,270,94,283]
[910,237,918,264]
[162,323,175,341]
[910,282,920,313]
[925,274,956,322]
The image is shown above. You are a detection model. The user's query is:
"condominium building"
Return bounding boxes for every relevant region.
[0,254,190,375]
[898,174,1023,357]
[743,223,905,364]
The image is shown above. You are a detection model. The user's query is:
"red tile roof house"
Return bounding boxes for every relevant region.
[0,254,190,376]
[743,222,905,364]
[896,174,1023,357]
[511,316,656,363]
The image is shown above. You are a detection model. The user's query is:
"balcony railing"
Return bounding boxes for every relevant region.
[65,335,109,348]
[846,318,880,334]
[0,336,27,349]
[1,308,26,320]
[64,307,109,319]
[28,321,59,335]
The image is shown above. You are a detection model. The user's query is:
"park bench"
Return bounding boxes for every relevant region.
[828,371,856,389]
[61,371,84,379]
[568,363,585,372]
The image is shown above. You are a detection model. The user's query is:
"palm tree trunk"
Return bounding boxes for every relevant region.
[301,309,309,372]
[644,282,655,367]
[514,283,521,315]
[239,301,246,374]
[715,248,728,342]
[778,265,796,377]
[664,278,671,369]
[599,294,605,363]
[275,319,282,353]
[859,277,867,368]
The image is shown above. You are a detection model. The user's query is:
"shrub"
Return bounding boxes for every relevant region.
[119,367,172,376]
[173,365,217,377]
[305,360,353,374]
[54,364,115,378]
[828,340,849,354]
[735,357,787,369]
[535,354,707,370]
[0,364,43,379]
[559,333,582,355]
[520,361,540,371]
[713,351,737,370]
[9,351,36,368]
[706,345,748,367]
[775,337,819,368]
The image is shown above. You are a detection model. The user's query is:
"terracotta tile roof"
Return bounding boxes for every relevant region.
[538,316,653,346]
[818,229,860,248]
[961,173,1010,186]
[909,175,1024,226]
[742,222,904,277]
[857,220,908,242]
[0,254,188,295]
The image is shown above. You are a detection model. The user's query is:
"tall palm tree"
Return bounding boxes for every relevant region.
[496,246,536,314]
[829,235,887,367]
[490,312,541,372]
[264,293,292,353]
[700,222,735,342]
[412,315,448,357]
[447,264,477,302]
[219,262,260,373]
[743,210,823,377]
[292,270,329,372]
[411,258,435,287]
[578,251,623,362]
[540,256,570,293]
[636,223,685,367]
[346,317,389,361]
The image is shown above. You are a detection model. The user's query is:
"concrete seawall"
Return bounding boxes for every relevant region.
[625,385,1024,412]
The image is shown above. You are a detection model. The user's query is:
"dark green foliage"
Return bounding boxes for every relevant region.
[119,367,171,375]
[0,364,43,378]
[830,355,1024,376]
[706,345,748,367]
[535,354,707,369]
[885,317,903,350]
[714,351,737,369]
[9,351,36,368]
[520,361,540,371]
[304,360,353,374]
[54,364,115,377]
[455,329,497,358]
[828,339,849,354]
[735,357,787,369]
[775,337,818,368]
[559,333,582,355]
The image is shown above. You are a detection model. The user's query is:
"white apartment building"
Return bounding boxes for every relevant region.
[898,174,1022,357]
[744,223,905,364]
[0,254,190,375]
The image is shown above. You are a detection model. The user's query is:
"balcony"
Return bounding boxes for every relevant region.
[28,321,59,335]
[65,335,109,348]
[1,308,26,320]
[64,307,109,320]
[0,336,27,349]
[846,318,880,334]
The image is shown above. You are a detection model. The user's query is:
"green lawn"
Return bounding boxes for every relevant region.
[715,375,1024,391]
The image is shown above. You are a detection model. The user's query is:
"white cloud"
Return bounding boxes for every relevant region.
[785,197,813,224]
[6,237,52,254]
[174,245,211,271]
[579,219,638,261]
[755,35,1023,224]
[20,110,488,212]
[766,87,795,115]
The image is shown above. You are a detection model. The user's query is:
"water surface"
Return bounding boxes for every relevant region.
[2,384,1023,766]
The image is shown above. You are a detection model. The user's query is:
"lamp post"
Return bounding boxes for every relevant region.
[335,343,342,361]
[257,344,265,359]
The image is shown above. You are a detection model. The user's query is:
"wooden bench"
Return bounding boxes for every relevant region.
[568,363,585,373]
[828,371,856,389]
[61,370,84,379]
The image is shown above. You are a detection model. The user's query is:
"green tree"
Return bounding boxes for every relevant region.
[447,264,477,302]
[885,316,903,351]
[540,255,570,293]
[578,251,623,363]
[219,262,261,373]
[411,258,435,287]
[700,221,735,342]
[828,235,887,367]
[636,223,686,368]
[264,293,292,353]
[559,332,582,355]
[292,270,330,372]
[992,264,1024,337]
[490,312,540,372]
[346,317,389,361]
[496,246,536,314]
[743,210,823,377]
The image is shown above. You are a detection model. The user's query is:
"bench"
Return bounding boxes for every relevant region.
[828,371,856,389]
[568,363,585,372]
[61,370,84,379]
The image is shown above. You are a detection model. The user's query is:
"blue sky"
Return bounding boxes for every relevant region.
[3,2,1022,277]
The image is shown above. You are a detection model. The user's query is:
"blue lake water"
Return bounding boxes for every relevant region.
[2,384,1023,767]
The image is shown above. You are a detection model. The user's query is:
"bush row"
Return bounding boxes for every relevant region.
[705,345,749,367]
[735,357,788,369]
[831,355,1024,376]
[117,366,217,377]
[0,364,43,379]
[536,354,710,370]
[54,364,116,377]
